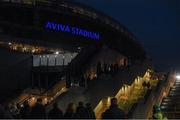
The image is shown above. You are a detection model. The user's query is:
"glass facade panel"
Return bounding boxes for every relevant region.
[33,53,78,67]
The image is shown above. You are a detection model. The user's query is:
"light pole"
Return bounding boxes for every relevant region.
[39,55,42,66]
[54,51,59,66]
[63,54,65,68]
[47,55,49,66]
[55,55,57,66]
[70,54,73,63]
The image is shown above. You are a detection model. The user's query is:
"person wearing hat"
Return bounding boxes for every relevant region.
[152,104,167,120]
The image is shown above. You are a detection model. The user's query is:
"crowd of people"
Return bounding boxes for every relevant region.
[96,61,120,77]
[0,97,126,119]
[79,61,122,88]
[0,98,96,119]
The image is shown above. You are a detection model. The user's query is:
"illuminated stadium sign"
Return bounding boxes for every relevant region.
[45,21,100,40]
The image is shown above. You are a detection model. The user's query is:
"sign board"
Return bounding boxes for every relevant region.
[45,21,101,40]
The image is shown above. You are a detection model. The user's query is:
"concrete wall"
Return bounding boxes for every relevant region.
[0,48,32,98]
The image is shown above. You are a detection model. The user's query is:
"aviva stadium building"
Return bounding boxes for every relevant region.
[0,0,152,118]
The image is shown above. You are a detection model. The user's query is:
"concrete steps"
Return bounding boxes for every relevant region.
[161,79,180,119]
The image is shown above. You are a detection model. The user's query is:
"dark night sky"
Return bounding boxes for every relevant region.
[75,0,180,72]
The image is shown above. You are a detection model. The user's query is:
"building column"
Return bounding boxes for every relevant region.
[31,72,34,88]
[38,73,41,93]
[33,4,39,26]
[66,67,71,88]
[46,75,49,90]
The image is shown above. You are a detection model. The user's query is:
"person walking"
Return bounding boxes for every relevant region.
[101,97,125,119]
[31,98,46,119]
[64,103,76,119]
[85,103,96,119]
[74,101,88,118]
[20,100,31,119]
[48,102,63,119]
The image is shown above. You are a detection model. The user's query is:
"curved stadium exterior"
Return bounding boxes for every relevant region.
[0,0,151,118]
[0,0,145,57]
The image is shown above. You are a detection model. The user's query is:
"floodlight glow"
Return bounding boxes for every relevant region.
[176,75,180,79]
[55,51,59,55]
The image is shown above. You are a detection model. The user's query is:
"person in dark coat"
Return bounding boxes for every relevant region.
[74,101,88,118]
[31,98,46,119]
[147,82,151,89]
[20,100,31,119]
[101,97,125,119]
[48,102,63,119]
[142,81,147,88]
[64,103,76,119]
[85,103,96,119]
[15,103,22,119]
[97,61,102,77]
[0,103,12,119]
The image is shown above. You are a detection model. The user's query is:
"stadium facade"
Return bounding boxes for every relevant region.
[0,1,151,116]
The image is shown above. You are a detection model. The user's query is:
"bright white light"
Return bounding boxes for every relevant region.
[8,42,12,45]
[32,49,35,53]
[55,51,59,55]
[32,97,35,101]
[176,75,180,79]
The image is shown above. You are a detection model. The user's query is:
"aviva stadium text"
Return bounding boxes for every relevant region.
[45,21,100,40]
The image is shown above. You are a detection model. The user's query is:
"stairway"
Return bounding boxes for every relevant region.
[161,78,180,119]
